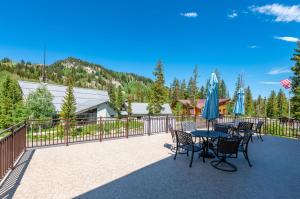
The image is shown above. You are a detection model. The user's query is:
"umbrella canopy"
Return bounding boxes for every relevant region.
[233,88,245,115]
[202,73,219,121]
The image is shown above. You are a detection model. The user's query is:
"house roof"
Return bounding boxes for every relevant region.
[179,98,231,109]
[128,103,172,115]
[18,81,110,113]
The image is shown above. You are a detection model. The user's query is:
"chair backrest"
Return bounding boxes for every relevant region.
[255,121,264,133]
[175,130,193,146]
[168,124,176,142]
[181,121,196,132]
[217,137,241,155]
[214,124,230,134]
[238,122,253,132]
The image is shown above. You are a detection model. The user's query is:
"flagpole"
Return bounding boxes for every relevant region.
[288,89,291,119]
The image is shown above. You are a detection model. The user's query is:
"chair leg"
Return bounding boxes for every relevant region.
[189,150,194,167]
[258,133,263,141]
[243,151,252,167]
[174,146,178,160]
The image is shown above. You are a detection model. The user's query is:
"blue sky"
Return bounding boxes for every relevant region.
[0,0,299,98]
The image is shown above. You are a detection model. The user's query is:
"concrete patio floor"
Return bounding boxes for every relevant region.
[1,134,300,199]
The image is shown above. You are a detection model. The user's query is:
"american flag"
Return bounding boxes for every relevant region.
[280,79,292,89]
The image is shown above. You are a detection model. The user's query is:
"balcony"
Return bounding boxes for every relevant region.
[1,132,299,199]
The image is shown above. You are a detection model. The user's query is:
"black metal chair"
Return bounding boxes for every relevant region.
[250,121,264,141]
[211,137,241,172]
[174,130,202,167]
[214,124,230,134]
[168,124,185,154]
[238,131,253,167]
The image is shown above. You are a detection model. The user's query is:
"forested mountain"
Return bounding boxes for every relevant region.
[0,57,152,90]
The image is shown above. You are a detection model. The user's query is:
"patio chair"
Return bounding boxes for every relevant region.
[181,121,197,133]
[210,137,241,172]
[174,130,202,167]
[250,121,264,141]
[182,121,198,142]
[238,131,253,167]
[214,124,230,134]
[236,122,254,140]
[168,124,186,154]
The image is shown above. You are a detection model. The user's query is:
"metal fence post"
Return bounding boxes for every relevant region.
[11,128,14,170]
[126,116,129,138]
[166,115,169,133]
[65,119,69,146]
[264,117,267,135]
[148,115,151,136]
[99,117,102,142]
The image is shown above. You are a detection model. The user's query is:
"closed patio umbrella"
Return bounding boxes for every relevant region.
[233,88,245,116]
[202,73,219,131]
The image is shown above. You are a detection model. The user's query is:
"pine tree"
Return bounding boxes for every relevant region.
[254,95,265,117]
[127,94,133,116]
[291,42,300,119]
[0,75,24,128]
[266,90,278,118]
[60,77,76,119]
[277,89,288,117]
[245,86,254,116]
[199,86,206,99]
[116,86,124,115]
[170,78,180,109]
[107,80,116,109]
[147,60,168,115]
[179,80,188,99]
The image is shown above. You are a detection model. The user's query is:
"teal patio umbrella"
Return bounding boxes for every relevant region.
[233,88,245,116]
[202,73,219,131]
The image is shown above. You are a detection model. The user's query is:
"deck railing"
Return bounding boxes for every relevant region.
[3,115,299,149]
[0,122,26,181]
[219,115,300,139]
[26,116,198,147]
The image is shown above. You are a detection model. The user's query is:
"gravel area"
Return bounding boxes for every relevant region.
[2,134,300,199]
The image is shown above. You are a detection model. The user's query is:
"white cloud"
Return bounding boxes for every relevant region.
[248,45,259,49]
[274,36,299,42]
[250,3,300,23]
[180,12,198,18]
[267,67,291,75]
[259,81,279,85]
[228,11,238,19]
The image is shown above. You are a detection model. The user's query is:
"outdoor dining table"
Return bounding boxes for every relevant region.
[191,130,229,162]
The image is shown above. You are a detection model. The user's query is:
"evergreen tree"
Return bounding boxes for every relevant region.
[254,95,265,117]
[266,90,278,118]
[127,94,133,116]
[291,42,300,119]
[245,86,254,116]
[277,89,288,117]
[147,60,168,115]
[170,78,180,109]
[0,75,24,128]
[199,86,206,99]
[107,80,116,109]
[179,80,188,99]
[60,77,76,119]
[116,86,124,114]
[26,86,56,120]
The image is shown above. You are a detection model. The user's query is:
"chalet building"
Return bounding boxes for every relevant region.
[122,103,172,118]
[18,81,117,119]
[178,98,231,116]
